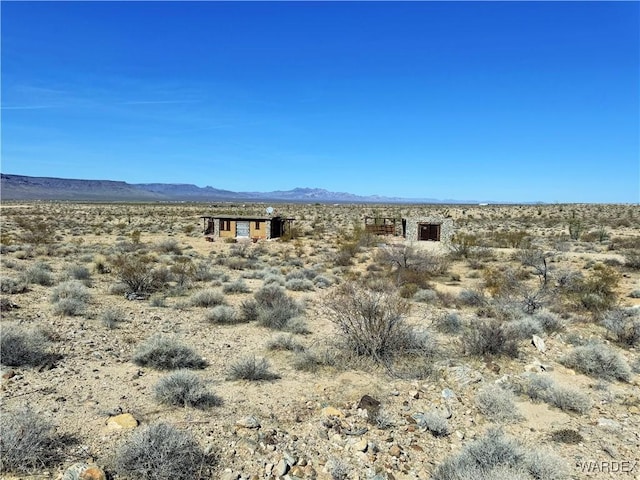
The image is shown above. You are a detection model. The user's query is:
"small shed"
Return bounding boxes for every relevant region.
[403,216,454,244]
[201,215,294,241]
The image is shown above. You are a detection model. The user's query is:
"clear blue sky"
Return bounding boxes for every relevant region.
[2,1,638,203]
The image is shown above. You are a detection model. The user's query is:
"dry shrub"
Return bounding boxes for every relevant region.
[432,428,567,480]
[602,308,640,346]
[0,325,54,367]
[154,371,221,409]
[561,342,631,382]
[227,355,280,381]
[50,280,91,316]
[326,281,434,363]
[115,422,212,480]
[475,385,521,422]
[132,336,207,370]
[111,253,166,294]
[0,407,64,474]
[563,264,620,315]
[376,244,450,287]
[463,320,519,358]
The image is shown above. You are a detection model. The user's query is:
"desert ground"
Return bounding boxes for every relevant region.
[1,201,639,480]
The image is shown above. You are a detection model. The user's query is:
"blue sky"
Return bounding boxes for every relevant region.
[2,1,638,203]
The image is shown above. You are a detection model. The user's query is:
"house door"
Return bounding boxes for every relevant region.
[419,223,440,241]
[236,221,250,238]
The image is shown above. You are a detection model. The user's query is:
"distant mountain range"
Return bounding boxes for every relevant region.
[0,173,475,203]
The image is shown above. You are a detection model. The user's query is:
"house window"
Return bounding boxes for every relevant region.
[220,220,231,231]
[418,223,441,241]
[255,221,261,229]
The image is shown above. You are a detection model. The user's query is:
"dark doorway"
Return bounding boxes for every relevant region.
[419,223,441,241]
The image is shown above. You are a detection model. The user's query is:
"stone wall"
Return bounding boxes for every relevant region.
[404,216,454,245]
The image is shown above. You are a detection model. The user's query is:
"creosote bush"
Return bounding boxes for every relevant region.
[0,407,63,474]
[23,262,54,286]
[227,355,280,381]
[266,334,305,352]
[204,305,238,324]
[154,371,221,409]
[563,264,620,314]
[50,280,91,316]
[100,306,126,329]
[133,336,207,370]
[434,312,463,334]
[190,288,226,308]
[115,422,212,480]
[561,342,631,382]
[1,276,29,294]
[111,253,166,294]
[222,278,251,294]
[376,243,450,287]
[462,320,519,358]
[415,411,451,437]
[247,284,305,331]
[326,281,433,362]
[602,308,640,347]
[0,325,52,367]
[432,428,568,480]
[475,384,521,422]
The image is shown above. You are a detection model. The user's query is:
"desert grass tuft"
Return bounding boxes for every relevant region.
[132,336,207,370]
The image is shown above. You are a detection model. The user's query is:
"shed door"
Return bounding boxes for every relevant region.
[236,221,250,238]
[419,223,441,241]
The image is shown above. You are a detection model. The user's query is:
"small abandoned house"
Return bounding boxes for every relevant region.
[201,215,294,241]
[364,215,453,244]
[404,216,454,244]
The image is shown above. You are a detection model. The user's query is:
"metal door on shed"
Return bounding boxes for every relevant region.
[236,221,250,237]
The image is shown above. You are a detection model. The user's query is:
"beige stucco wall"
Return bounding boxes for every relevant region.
[250,221,267,239]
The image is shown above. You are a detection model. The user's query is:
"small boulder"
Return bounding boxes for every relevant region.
[106,413,138,430]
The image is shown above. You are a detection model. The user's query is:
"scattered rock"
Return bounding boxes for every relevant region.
[448,365,483,385]
[321,406,344,418]
[265,463,274,476]
[219,470,239,480]
[303,465,317,478]
[283,449,297,466]
[275,457,289,476]
[389,445,402,457]
[532,335,546,353]
[441,388,456,401]
[106,413,138,430]
[290,465,306,478]
[353,438,368,452]
[236,415,261,429]
[357,394,381,418]
[597,418,621,431]
[62,463,106,480]
[236,437,258,453]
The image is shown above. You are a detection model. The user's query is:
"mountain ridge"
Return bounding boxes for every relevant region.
[0,173,475,203]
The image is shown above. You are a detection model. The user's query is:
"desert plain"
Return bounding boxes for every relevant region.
[1,201,639,480]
